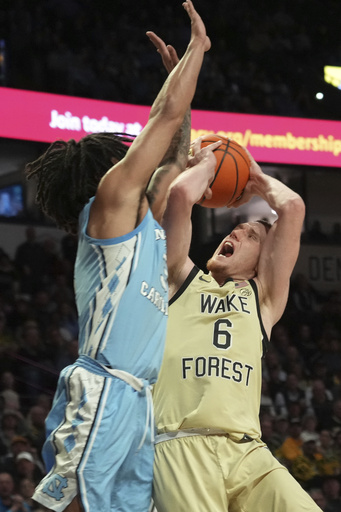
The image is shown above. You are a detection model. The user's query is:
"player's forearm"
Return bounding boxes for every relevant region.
[253,172,305,219]
[149,39,206,125]
[158,108,191,172]
[146,109,191,220]
[162,184,193,283]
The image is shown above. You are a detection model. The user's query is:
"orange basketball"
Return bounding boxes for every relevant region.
[198,134,250,208]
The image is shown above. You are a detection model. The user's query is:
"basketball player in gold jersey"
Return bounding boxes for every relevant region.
[151,133,322,510]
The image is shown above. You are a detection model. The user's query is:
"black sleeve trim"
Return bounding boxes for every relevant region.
[169,266,200,306]
[249,279,270,357]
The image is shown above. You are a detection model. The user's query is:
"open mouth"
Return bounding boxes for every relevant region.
[220,241,234,257]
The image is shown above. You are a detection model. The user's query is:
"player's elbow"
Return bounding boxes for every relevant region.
[290,194,305,218]
[168,179,193,210]
[150,92,185,129]
[282,193,305,223]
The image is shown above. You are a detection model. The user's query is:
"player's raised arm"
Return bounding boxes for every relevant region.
[146,30,191,223]
[90,0,211,239]
[162,138,221,296]
[246,153,305,329]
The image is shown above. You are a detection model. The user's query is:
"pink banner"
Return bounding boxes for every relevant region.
[1,87,340,168]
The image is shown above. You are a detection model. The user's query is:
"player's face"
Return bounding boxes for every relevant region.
[207,222,268,282]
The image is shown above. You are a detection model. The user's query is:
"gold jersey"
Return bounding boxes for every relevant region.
[153,266,269,441]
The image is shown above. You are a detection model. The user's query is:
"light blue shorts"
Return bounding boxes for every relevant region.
[33,357,154,512]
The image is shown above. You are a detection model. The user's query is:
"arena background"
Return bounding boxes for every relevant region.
[0,0,340,508]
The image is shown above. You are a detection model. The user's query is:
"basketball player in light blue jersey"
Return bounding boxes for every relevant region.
[24,2,218,511]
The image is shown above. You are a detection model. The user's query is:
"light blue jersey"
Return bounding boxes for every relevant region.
[75,198,168,382]
[33,199,169,512]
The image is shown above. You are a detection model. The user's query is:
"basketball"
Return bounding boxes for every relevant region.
[198,134,250,208]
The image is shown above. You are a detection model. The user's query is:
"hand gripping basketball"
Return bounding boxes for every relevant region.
[198,134,250,208]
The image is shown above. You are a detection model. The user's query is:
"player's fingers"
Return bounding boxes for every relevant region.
[167,45,180,67]
[191,136,203,155]
[182,0,195,17]
[203,140,222,153]
[241,146,254,163]
[146,31,167,52]
[147,32,176,73]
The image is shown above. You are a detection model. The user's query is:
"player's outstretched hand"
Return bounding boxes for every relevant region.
[186,137,221,203]
[183,0,211,53]
[187,136,221,169]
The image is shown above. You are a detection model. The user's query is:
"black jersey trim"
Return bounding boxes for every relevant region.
[169,266,200,306]
[249,279,270,357]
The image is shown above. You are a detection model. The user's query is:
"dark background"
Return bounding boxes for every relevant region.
[1,0,341,120]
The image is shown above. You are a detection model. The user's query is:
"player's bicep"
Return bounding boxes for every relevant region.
[162,190,193,290]
[87,163,148,238]
[116,115,182,192]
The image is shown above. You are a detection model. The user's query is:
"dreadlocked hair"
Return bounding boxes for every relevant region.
[25,132,134,234]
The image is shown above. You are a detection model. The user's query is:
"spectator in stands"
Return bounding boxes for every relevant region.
[18,477,37,512]
[320,292,341,345]
[294,322,321,367]
[332,429,341,462]
[0,371,20,411]
[270,323,292,365]
[309,358,334,391]
[31,290,56,337]
[286,400,306,424]
[0,409,28,451]
[306,379,334,430]
[289,273,322,328]
[0,250,17,300]
[301,413,319,439]
[13,452,44,486]
[0,435,32,475]
[325,400,341,435]
[260,415,282,454]
[270,415,290,451]
[3,0,341,120]
[5,295,34,342]
[315,336,341,383]
[260,377,276,417]
[274,372,306,418]
[275,417,304,468]
[25,406,47,456]
[0,471,30,512]
[309,487,327,510]
[53,301,78,341]
[291,432,325,489]
[49,274,74,306]
[322,476,341,512]
[14,321,50,402]
[263,347,287,399]
[52,337,78,372]
[317,430,341,477]
[0,313,17,375]
[14,227,47,295]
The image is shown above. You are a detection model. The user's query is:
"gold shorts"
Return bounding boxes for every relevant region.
[153,434,322,512]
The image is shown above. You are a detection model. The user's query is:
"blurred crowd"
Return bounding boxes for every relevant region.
[0,226,78,511]
[0,0,341,510]
[0,0,341,120]
[0,224,340,510]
